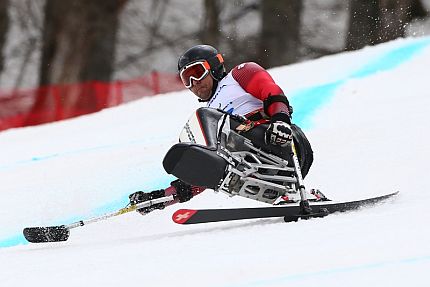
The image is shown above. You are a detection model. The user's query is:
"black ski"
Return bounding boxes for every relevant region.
[172,191,399,224]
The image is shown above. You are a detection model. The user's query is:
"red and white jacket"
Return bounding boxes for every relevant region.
[207,62,290,122]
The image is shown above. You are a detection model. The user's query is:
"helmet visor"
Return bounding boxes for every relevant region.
[179,61,210,88]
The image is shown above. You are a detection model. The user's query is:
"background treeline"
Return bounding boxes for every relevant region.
[0,0,429,90]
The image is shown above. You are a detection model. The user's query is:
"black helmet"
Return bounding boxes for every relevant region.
[178,45,225,81]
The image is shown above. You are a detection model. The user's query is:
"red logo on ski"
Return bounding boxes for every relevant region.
[172,209,197,224]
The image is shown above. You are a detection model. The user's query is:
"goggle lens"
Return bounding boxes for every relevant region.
[180,61,210,88]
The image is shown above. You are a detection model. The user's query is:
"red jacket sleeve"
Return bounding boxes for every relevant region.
[231,62,290,121]
[232,62,282,101]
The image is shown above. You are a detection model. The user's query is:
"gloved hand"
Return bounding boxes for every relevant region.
[129,191,145,205]
[128,189,166,214]
[265,121,293,147]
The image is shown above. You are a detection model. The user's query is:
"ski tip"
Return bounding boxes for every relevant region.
[172,209,198,224]
[23,226,70,243]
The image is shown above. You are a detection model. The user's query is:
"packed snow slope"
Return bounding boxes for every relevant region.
[1,37,430,286]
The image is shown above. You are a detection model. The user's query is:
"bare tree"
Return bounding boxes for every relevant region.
[201,0,220,47]
[39,0,127,85]
[115,0,177,73]
[27,0,127,124]
[0,0,9,77]
[8,1,44,89]
[258,0,302,68]
[115,1,262,78]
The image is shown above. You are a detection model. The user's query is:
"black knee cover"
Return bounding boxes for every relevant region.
[171,179,194,202]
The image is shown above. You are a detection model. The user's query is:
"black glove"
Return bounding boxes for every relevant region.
[265,121,293,147]
[265,111,293,147]
[129,191,144,205]
[129,189,166,214]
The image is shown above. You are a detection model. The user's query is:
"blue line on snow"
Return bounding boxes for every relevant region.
[290,81,342,129]
[351,38,430,78]
[290,37,430,129]
[0,234,29,248]
[0,136,171,171]
[2,37,430,249]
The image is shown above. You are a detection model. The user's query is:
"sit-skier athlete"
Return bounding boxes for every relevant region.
[128,45,313,214]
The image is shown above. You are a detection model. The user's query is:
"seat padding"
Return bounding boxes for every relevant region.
[163,143,228,189]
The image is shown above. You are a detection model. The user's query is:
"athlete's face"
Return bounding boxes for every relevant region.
[190,74,213,101]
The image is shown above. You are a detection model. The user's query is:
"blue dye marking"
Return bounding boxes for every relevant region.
[0,136,169,171]
[290,37,430,128]
[351,38,430,78]
[31,154,60,161]
[0,234,28,248]
[290,81,342,129]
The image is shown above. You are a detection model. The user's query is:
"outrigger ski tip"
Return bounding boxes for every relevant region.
[172,191,400,225]
[23,226,70,243]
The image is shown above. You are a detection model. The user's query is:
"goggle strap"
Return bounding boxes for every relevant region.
[203,61,210,70]
[216,53,224,63]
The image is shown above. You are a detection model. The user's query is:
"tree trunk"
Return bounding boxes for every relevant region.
[258,0,302,68]
[29,0,127,125]
[0,0,9,76]
[201,0,220,47]
[40,0,126,85]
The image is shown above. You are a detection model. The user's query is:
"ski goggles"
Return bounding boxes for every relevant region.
[179,61,211,88]
[179,54,224,88]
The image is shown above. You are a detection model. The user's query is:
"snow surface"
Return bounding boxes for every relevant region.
[1,37,430,286]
